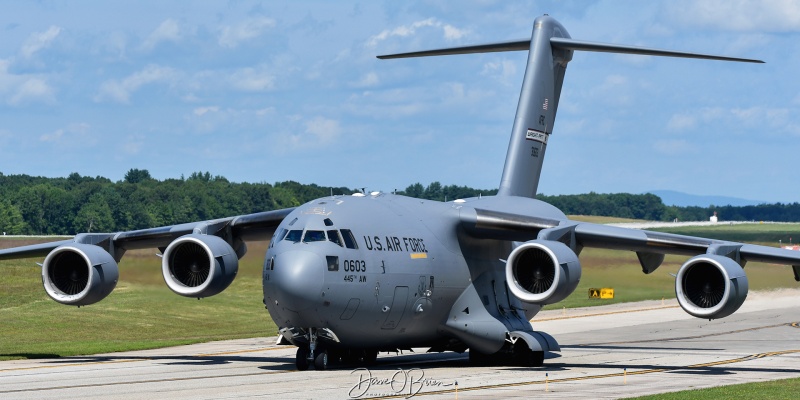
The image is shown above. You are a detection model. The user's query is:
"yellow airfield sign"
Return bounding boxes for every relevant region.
[588,288,614,299]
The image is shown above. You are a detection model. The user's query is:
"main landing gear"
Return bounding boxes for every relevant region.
[468,344,545,367]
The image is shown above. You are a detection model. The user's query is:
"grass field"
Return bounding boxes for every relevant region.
[2,222,800,361]
[0,239,276,360]
[653,222,800,245]
[628,376,800,399]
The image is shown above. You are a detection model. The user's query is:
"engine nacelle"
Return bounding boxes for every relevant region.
[42,244,119,306]
[675,254,748,320]
[162,234,239,298]
[506,240,581,305]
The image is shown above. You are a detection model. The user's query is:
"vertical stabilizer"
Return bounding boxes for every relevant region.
[378,16,762,199]
[496,16,571,198]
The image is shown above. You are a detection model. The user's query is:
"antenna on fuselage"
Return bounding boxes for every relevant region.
[378,15,763,199]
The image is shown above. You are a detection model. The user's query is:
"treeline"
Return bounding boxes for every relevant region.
[0,170,355,235]
[1,172,799,235]
[400,183,800,223]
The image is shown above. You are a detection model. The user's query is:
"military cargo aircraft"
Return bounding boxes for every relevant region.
[2,15,798,370]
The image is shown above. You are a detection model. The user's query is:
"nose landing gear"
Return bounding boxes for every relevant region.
[295,328,330,370]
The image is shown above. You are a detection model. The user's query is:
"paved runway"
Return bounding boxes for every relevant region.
[2,289,798,399]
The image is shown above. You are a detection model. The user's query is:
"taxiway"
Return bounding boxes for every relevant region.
[1,289,798,399]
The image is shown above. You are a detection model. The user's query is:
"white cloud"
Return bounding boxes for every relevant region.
[0,59,56,105]
[352,72,379,88]
[193,106,219,116]
[304,116,341,144]
[665,0,800,32]
[285,116,341,149]
[9,78,55,105]
[653,139,697,155]
[39,122,90,143]
[21,26,61,58]
[141,19,181,51]
[367,18,469,47]
[666,106,799,136]
[667,114,696,131]
[123,135,144,155]
[218,17,276,48]
[229,66,275,91]
[443,24,468,40]
[95,64,176,103]
[481,59,517,84]
[255,107,275,116]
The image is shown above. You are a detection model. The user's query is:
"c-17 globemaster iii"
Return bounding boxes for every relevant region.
[1,15,798,371]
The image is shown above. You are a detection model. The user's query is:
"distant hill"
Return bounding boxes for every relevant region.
[647,190,765,207]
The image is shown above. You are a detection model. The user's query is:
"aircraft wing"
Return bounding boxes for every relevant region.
[460,207,800,281]
[0,207,294,261]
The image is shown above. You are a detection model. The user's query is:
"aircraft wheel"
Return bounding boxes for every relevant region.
[313,348,328,370]
[531,351,545,367]
[468,349,491,366]
[512,344,544,367]
[327,348,342,365]
[363,349,378,365]
[296,346,310,371]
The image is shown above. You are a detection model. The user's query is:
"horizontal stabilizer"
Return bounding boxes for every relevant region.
[377,39,529,59]
[378,37,763,64]
[550,37,764,63]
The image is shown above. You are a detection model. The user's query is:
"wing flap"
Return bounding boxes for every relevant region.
[460,207,559,241]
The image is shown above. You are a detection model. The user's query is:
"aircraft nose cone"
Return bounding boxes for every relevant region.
[272,250,324,313]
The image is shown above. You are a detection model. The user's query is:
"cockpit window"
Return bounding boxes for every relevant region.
[303,230,326,243]
[340,229,358,249]
[270,228,287,248]
[284,230,303,242]
[327,230,343,247]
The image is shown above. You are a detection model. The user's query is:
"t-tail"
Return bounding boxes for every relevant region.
[378,15,762,199]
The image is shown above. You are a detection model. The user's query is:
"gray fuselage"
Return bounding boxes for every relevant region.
[263,193,567,349]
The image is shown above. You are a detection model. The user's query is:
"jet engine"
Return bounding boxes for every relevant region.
[506,240,581,305]
[675,254,748,319]
[42,244,119,306]
[162,234,239,298]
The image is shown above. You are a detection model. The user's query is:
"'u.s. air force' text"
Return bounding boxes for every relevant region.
[363,236,427,253]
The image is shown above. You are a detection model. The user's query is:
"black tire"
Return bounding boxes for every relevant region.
[363,349,378,364]
[530,351,545,367]
[512,344,545,367]
[468,349,491,366]
[296,346,310,371]
[313,348,328,370]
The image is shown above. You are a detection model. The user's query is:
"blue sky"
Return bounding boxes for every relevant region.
[0,1,798,203]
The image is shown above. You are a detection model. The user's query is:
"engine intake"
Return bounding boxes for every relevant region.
[506,240,581,305]
[162,234,239,298]
[675,254,748,319]
[42,244,119,306]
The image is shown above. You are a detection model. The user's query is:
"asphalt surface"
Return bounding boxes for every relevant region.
[2,289,799,399]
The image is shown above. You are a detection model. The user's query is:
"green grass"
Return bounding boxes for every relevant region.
[0,240,277,361]
[627,376,800,399]
[652,222,800,245]
[568,215,648,224]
